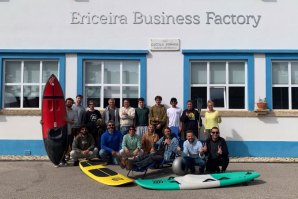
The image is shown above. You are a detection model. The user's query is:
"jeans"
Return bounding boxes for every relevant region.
[120,126,130,136]
[99,149,118,164]
[183,156,206,173]
[136,126,147,137]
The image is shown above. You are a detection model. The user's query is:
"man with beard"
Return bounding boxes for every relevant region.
[103,98,120,131]
[182,130,206,174]
[204,127,229,173]
[63,98,78,164]
[83,100,102,147]
[70,125,98,166]
[99,121,123,165]
[123,127,179,170]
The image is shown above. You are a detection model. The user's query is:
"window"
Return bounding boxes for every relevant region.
[190,61,246,109]
[84,60,140,108]
[272,61,298,109]
[3,60,59,108]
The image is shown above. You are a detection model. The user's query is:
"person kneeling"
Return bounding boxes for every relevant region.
[205,127,229,173]
[182,130,206,174]
[70,125,98,166]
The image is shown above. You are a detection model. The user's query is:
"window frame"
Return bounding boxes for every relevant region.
[183,51,254,111]
[266,54,298,110]
[77,51,147,108]
[0,53,65,109]
[190,60,247,109]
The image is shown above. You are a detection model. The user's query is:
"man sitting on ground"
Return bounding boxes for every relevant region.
[70,125,98,166]
[118,126,143,168]
[124,127,179,170]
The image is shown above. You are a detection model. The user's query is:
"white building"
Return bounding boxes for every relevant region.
[0,0,297,157]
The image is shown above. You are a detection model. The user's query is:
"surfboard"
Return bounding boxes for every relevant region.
[41,74,67,166]
[135,171,260,190]
[79,160,134,186]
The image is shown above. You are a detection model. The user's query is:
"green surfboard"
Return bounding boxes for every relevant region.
[135,171,260,190]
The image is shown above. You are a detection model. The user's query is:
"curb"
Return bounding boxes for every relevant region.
[0,156,298,163]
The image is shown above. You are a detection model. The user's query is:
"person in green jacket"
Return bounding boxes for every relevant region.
[149,96,167,138]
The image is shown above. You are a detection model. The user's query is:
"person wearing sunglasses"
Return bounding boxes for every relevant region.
[118,126,143,169]
[99,121,123,165]
[204,127,229,173]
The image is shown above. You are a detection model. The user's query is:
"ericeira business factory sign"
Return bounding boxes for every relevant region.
[70,11,262,28]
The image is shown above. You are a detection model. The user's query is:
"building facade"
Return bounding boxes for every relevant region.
[1,0,298,157]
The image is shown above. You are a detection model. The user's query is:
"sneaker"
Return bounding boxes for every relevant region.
[53,164,59,168]
[101,162,108,166]
[59,159,67,166]
[73,161,79,166]
[65,155,70,161]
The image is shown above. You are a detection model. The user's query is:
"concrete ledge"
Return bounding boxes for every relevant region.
[0,156,298,163]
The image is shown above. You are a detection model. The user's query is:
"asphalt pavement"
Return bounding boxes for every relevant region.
[0,161,297,199]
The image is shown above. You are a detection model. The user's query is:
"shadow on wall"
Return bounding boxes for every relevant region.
[257,116,278,124]
[226,129,251,157]
[0,116,8,122]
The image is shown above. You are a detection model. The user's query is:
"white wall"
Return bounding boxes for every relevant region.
[0,116,42,140]
[254,54,266,107]
[1,115,298,141]
[65,54,78,99]
[146,51,183,107]
[0,0,297,49]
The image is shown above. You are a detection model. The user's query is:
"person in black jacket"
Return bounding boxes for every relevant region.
[203,127,229,173]
[180,100,202,140]
[83,100,102,147]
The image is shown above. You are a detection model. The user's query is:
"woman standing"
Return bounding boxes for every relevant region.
[204,100,221,139]
[141,124,159,155]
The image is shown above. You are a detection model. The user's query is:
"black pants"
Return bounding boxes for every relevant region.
[134,153,164,168]
[206,157,229,173]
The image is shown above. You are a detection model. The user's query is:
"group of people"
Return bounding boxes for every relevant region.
[63,94,228,174]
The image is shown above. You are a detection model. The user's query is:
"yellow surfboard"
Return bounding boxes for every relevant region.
[79,160,134,186]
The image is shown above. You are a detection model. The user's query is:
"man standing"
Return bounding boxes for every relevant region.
[83,100,101,147]
[99,121,123,165]
[119,99,135,135]
[72,94,86,136]
[180,100,202,140]
[204,127,229,173]
[167,97,182,138]
[135,97,149,137]
[149,96,167,138]
[103,98,120,131]
[64,98,78,164]
[182,130,206,174]
[70,125,98,166]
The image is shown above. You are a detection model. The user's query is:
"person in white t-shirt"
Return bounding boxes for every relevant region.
[167,97,182,138]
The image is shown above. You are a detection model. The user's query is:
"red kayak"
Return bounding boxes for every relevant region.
[41,74,67,166]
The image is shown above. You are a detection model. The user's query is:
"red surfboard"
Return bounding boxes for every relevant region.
[42,74,67,166]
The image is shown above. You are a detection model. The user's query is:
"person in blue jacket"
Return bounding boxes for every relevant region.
[99,120,123,165]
